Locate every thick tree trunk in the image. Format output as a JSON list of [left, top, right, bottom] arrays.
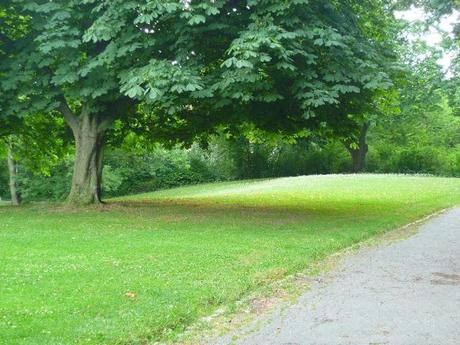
[[7, 146, 21, 206], [58, 98, 117, 205], [346, 121, 370, 173], [67, 114, 106, 205]]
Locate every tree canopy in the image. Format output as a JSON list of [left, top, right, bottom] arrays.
[[0, 0, 403, 204]]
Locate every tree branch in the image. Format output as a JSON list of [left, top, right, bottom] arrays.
[[57, 95, 79, 133]]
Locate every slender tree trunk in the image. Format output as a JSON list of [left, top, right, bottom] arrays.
[[96, 133, 105, 200], [7, 145, 21, 206], [346, 121, 370, 173]]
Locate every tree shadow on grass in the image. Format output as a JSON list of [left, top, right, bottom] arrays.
[[106, 197, 408, 226]]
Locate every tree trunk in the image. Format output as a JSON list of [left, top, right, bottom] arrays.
[[346, 121, 370, 173], [349, 148, 367, 173], [7, 146, 21, 206], [58, 98, 114, 205], [66, 113, 107, 205]]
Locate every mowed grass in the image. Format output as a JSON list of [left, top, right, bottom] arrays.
[[1, 174, 460, 345]]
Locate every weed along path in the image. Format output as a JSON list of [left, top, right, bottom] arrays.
[[212, 208, 460, 345]]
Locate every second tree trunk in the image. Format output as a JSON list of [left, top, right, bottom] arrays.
[[347, 122, 370, 173], [7, 145, 21, 206]]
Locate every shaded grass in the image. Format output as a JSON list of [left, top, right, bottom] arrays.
[[1, 174, 460, 345]]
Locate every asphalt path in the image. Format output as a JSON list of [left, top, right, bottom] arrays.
[[213, 208, 460, 345]]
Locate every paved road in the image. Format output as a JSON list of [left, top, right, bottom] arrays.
[[214, 208, 460, 345]]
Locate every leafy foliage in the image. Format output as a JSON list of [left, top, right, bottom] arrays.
[[0, 0, 398, 203], [1, 0, 456, 204], [114, 1, 398, 148]]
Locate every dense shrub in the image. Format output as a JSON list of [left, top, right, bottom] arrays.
[[367, 144, 460, 177], [11, 145, 225, 201], [0, 161, 9, 200], [212, 138, 351, 179], [447, 145, 460, 176], [2, 132, 459, 202], [16, 158, 73, 201], [102, 146, 220, 197]]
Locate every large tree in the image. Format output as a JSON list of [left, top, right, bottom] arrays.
[[1, 0, 395, 204], [0, 1, 232, 204]]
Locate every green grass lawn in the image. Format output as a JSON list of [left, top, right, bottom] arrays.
[[1, 174, 460, 345]]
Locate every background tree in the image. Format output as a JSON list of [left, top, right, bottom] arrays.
[[0, 119, 21, 205], [0, 114, 69, 204], [367, 39, 460, 175], [338, 0, 402, 173]]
